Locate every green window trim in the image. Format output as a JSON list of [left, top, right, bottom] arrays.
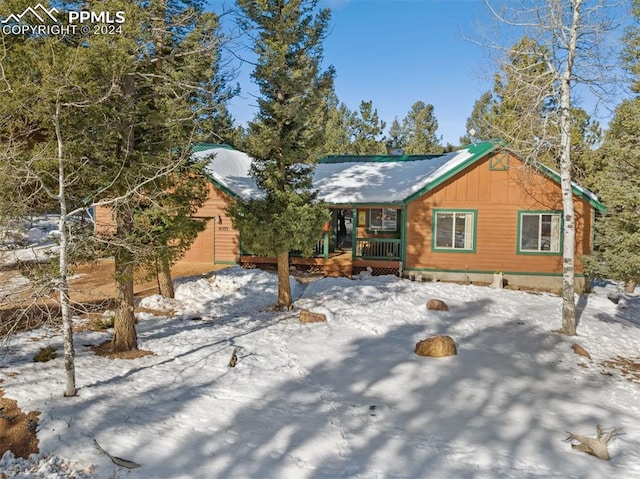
[[366, 207, 400, 233], [431, 209, 478, 253], [517, 210, 563, 255]]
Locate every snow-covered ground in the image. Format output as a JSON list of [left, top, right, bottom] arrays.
[[0, 216, 59, 267], [1, 266, 639, 478]]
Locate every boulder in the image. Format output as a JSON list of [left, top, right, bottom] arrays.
[[427, 299, 449, 311], [299, 310, 327, 324], [415, 335, 457, 357]]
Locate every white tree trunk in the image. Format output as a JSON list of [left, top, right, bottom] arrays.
[[55, 102, 77, 397], [559, 0, 583, 336]]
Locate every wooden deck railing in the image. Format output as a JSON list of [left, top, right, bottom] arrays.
[[354, 238, 401, 260], [291, 236, 327, 258]]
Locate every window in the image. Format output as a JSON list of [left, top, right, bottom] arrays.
[[433, 210, 476, 251], [518, 212, 561, 253], [369, 208, 398, 232]]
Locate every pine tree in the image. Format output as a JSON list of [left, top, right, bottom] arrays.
[[0, 0, 137, 393], [464, 36, 602, 171], [584, 99, 640, 291], [461, 91, 494, 145], [584, 1, 640, 291], [320, 91, 355, 155], [229, 0, 334, 309], [387, 117, 407, 151], [82, 0, 234, 352], [0, 0, 234, 355], [401, 101, 442, 154], [133, 159, 211, 299], [351, 100, 386, 154]]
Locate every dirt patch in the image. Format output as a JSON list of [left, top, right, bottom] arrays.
[[0, 381, 40, 460], [71, 259, 225, 303], [601, 356, 640, 384], [90, 340, 156, 360], [0, 260, 224, 336]]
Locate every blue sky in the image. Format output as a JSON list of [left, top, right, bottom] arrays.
[[212, 0, 627, 147], [213, 0, 492, 146], [317, 0, 490, 145]]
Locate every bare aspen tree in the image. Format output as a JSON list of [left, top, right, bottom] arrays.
[[482, 0, 622, 335]]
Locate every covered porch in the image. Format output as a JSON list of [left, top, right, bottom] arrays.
[[240, 206, 404, 277]]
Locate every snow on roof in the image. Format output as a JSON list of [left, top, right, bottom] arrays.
[[194, 146, 258, 200], [194, 142, 604, 210], [312, 149, 473, 204], [195, 145, 480, 204]]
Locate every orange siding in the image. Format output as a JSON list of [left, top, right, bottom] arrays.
[[186, 183, 239, 264], [181, 219, 215, 263], [94, 205, 115, 235], [406, 153, 593, 275], [93, 183, 240, 264]]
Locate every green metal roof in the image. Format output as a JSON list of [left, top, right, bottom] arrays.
[[191, 143, 235, 152], [319, 153, 443, 164]]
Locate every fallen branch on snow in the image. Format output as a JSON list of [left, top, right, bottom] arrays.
[[93, 438, 142, 469], [563, 424, 623, 460]]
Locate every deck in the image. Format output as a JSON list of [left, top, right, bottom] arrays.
[[240, 252, 400, 278]]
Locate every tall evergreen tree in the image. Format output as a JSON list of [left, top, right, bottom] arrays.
[[229, 0, 334, 309], [351, 100, 386, 154], [464, 36, 602, 171], [319, 91, 354, 155], [401, 101, 442, 154], [584, 1, 640, 292], [91, 0, 233, 352], [584, 99, 640, 291], [0, 0, 234, 357], [387, 117, 407, 150], [461, 91, 493, 145]]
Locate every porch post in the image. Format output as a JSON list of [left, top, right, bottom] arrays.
[[323, 231, 329, 259], [352, 207, 358, 258]]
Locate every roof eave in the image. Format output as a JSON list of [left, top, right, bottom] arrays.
[[534, 163, 607, 212]]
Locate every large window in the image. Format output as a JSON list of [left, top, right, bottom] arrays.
[[518, 212, 561, 254], [433, 210, 476, 251], [369, 208, 398, 232]]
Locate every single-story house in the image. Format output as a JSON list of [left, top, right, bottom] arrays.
[[100, 141, 606, 292], [178, 140, 605, 291]]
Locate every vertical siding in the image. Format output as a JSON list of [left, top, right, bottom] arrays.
[[94, 206, 115, 235], [181, 219, 215, 263], [187, 183, 239, 264], [406, 153, 594, 275], [94, 183, 240, 264]]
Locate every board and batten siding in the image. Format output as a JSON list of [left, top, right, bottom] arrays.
[[405, 152, 593, 275], [181, 183, 239, 264], [94, 204, 115, 236]]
